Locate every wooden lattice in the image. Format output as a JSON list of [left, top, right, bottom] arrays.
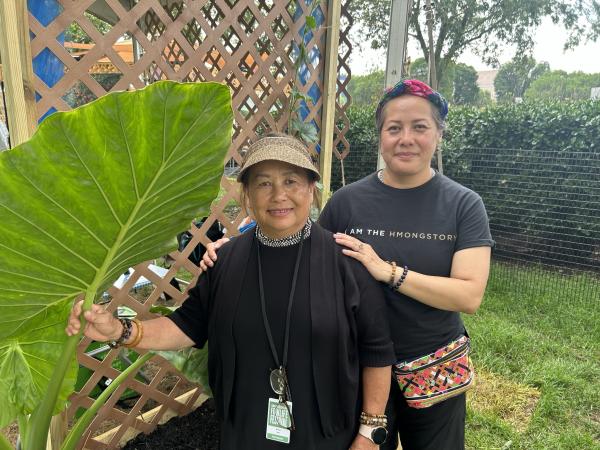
[[24, 0, 352, 448]]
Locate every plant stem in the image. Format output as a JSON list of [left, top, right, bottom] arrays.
[[24, 334, 80, 450], [0, 433, 13, 450], [25, 288, 96, 450], [60, 352, 153, 450]]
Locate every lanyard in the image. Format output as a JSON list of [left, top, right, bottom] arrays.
[[256, 227, 305, 373]]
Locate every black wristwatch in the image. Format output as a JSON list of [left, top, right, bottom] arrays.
[[359, 424, 388, 445]]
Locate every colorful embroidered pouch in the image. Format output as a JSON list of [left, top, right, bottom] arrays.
[[393, 335, 474, 409]]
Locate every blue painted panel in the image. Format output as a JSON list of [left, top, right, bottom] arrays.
[[28, 0, 65, 121]]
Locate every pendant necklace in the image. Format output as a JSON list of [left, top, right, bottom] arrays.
[[257, 227, 305, 432]]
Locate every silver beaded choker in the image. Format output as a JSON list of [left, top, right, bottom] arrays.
[[255, 220, 312, 247]]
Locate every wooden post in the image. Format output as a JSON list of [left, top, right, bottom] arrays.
[[424, 0, 443, 173], [318, 0, 342, 206], [0, 0, 37, 147], [377, 0, 412, 170], [425, 0, 437, 90]]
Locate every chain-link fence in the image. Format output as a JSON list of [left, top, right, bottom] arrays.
[[445, 146, 599, 307], [331, 144, 600, 306], [331, 143, 378, 191]]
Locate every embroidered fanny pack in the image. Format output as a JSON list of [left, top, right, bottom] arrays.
[[393, 335, 474, 409]]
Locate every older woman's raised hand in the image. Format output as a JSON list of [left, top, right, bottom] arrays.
[[333, 233, 391, 284], [65, 300, 122, 342]]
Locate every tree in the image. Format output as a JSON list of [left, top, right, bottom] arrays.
[[348, 0, 600, 88], [524, 70, 600, 100], [408, 58, 484, 106], [347, 70, 385, 107], [494, 56, 550, 102], [452, 63, 481, 105], [64, 12, 112, 43], [347, 62, 484, 107]]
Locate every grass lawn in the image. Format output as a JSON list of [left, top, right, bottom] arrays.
[[464, 262, 600, 449]]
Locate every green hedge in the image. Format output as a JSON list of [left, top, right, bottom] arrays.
[[341, 101, 600, 267], [331, 105, 378, 190]]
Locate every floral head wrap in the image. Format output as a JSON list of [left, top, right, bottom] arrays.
[[375, 79, 448, 131]]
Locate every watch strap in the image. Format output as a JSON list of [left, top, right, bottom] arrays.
[[359, 423, 387, 444]]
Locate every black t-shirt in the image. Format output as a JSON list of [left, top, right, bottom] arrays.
[[319, 172, 494, 361]]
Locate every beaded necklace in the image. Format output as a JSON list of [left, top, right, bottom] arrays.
[[255, 219, 312, 247]]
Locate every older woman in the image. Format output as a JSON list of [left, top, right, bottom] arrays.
[[67, 134, 395, 450], [320, 80, 495, 449]]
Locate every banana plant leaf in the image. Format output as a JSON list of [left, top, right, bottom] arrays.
[[0, 81, 233, 428]]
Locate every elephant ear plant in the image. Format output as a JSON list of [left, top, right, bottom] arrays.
[[0, 81, 233, 450]]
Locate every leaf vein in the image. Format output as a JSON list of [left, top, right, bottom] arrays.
[[0, 203, 99, 271], [60, 119, 124, 227], [118, 93, 140, 200], [0, 243, 88, 288], [11, 164, 110, 250], [0, 268, 82, 290]]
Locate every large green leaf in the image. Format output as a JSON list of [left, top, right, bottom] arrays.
[[0, 81, 232, 426], [155, 347, 212, 397]]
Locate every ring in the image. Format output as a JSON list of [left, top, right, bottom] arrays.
[[358, 243, 364, 251]]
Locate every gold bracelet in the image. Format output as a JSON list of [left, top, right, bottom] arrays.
[[360, 411, 388, 426], [123, 318, 143, 348], [387, 261, 397, 287]]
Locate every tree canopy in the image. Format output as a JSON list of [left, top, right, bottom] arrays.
[[524, 70, 600, 100], [347, 70, 385, 107], [494, 56, 550, 102], [347, 61, 487, 107], [348, 0, 600, 87], [64, 12, 112, 43], [407, 58, 489, 105]]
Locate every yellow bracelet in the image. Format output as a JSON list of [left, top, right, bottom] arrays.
[[123, 318, 143, 348]]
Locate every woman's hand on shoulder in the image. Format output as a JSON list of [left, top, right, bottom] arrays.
[[199, 237, 230, 272], [333, 233, 389, 283]]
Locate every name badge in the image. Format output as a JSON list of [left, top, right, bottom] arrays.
[[266, 397, 293, 444]]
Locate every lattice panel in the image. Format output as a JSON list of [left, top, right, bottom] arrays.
[[24, 1, 351, 447], [335, 0, 352, 160]]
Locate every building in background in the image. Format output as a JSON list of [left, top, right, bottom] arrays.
[[477, 69, 498, 100]]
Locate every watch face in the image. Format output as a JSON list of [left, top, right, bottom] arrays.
[[371, 427, 388, 445]]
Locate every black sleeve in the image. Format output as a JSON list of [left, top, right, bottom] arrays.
[[167, 271, 212, 348], [346, 259, 396, 367], [455, 193, 495, 252], [318, 191, 348, 233]]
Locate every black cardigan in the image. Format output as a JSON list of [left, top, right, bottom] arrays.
[[168, 223, 395, 437]]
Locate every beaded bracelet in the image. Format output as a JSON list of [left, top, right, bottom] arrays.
[[108, 318, 133, 348], [393, 265, 409, 291], [124, 319, 143, 348], [387, 261, 397, 287], [360, 411, 388, 426]]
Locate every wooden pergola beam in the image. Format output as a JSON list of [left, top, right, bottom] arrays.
[[0, 0, 37, 147], [319, 0, 342, 206]]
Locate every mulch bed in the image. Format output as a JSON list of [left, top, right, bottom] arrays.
[[123, 398, 220, 450]]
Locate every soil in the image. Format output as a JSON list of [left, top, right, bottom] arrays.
[[1, 422, 18, 447], [123, 398, 220, 450]]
